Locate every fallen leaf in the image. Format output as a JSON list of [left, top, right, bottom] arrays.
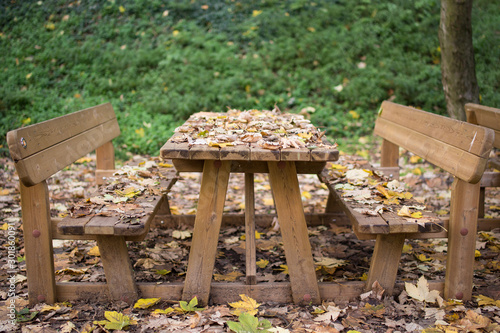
[[405, 276, 441, 303], [94, 311, 137, 330], [134, 298, 161, 309], [229, 294, 261, 316]]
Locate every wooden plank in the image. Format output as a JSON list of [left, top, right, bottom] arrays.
[[96, 235, 138, 304], [189, 144, 220, 160], [58, 215, 93, 235], [220, 145, 250, 161], [244, 173, 257, 285], [380, 101, 494, 158], [380, 139, 399, 169], [268, 161, 321, 304], [6, 103, 116, 161], [20, 181, 57, 305], [310, 139, 340, 162], [281, 147, 311, 161], [172, 159, 326, 174], [84, 216, 116, 235], [365, 233, 406, 295], [182, 160, 231, 305], [160, 140, 190, 160], [13, 119, 121, 186], [95, 141, 115, 185], [445, 179, 480, 301], [55, 281, 445, 304], [249, 143, 280, 161], [481, 172, 500, 187], [465, 103, 500, 148], [374, 117, 490, 184]]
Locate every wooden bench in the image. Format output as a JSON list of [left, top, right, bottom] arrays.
[[319, 101, 495, 300], [465, 103, 500, 230], [6, 103, 177, 305]]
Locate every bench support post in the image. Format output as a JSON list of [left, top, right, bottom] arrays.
[[365, 233, 406, 295], [445, 179, 480, 300], [20, 181, 57, 305], [95, 141, 115, 185], [96, 235, 138, 304]]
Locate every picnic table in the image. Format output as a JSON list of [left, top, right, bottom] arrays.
[[160, 108, 339, 305]]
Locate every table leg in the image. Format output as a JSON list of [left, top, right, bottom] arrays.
[[268, 161, 321, 304], [182, 160, 231, 305], [245, 173, 257, 285]]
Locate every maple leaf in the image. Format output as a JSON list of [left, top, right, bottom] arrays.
[[94, 311, 137, 330], [134, 298, 161, 309], [227, 312, 272, 333], [229, 294, 261, 316], [405, 276, 441, 303], [153, 308, 175, 315], [172, 230, 192, 239]]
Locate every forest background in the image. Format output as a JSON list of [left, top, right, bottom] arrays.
[[0, 0, 499, 159]]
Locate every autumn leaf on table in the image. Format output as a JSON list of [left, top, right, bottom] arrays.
[[134, 298, 161, 309], [94, 311, 137, 330], [405, 276, 442, 304], [229, 294, 261, 316]]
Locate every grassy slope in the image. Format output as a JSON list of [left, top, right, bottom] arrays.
[[0, 0, 498, 159]]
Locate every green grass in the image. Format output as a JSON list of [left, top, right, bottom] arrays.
[[1, 0, 499, 159]]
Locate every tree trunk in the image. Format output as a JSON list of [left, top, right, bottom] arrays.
[[438, 0, 479, 120]]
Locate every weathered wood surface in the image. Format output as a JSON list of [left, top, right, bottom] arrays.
[[7, 103, 120, 186], [54, 281, 445, 304], [162, 136, 338, 162], [375, 101, 494, 184], [465, 103, 500, 148], [245, 173, 257, 285]]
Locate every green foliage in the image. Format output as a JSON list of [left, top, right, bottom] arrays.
[[227, 312, 273, 333], [15, 307, 38, 323], [1, 0, 498, 157], [178, 296, 205, 313]]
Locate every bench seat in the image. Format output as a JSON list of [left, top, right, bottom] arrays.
[[59, 160, 178, 238]]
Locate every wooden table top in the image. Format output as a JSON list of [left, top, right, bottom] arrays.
[[160, 109, 339, 162]]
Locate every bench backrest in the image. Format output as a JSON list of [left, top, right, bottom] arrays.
[[7, 103, 120, 187], [374, 101, 494, 184], [465, 103, 500, 149]]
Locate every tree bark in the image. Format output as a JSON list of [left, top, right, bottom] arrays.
[[438, 0, 479, 120]]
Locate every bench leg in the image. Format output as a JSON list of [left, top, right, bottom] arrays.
[[445, 179, 480, 300], [96, 235, 138, 304], [182, 160, 231, 305], [20, 181, 57, 305], [365, 233, 406, 295], [268, 161, 321, 305]]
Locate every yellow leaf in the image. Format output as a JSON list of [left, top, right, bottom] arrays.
[[153, 307, 175, 315], [119, 6, 126, 13], [416, 253, 432, 262], [256, 259, 269, 268], [476, 295, 500, 307], [135, 127, 145, 138], [252, 10, 262, 17], [263, 197, 274, 206], [298, 132, 313, 140], [94, 311, 137, 330], [170, 206, 180, 215], [307, 27, 316, 32], [409, 155, 422, 164], [75, 156, 92, 164], [158, 162, 173, 168], [348, 110, 360, 119], [475, 250, 481, 258], [229, 294, 261, 316], [397, 206, 412, 217], [87, 246, 100, 257], [412, 168, 422, 175], [74, 93, 82, 99], [45, 22, 55, 30], [40, 304, 61, 313], [301, 191, 312, 200], [402, 244, 413, 253], [134, 298, 161, 309], [201, 5, 209, 10], [410, 211, 423, 219], [21, 117, 31, 125], [360, 273, 368, 281], [155, 269, 170, 275], [329, 163, 347, 170], [1, 223, 9, 230], [115, 186, 142, 198], [277, 264, 289, 275], [405, 276, 441, 303], [213, 271, 244, 282], [172, 230, 192, 239]]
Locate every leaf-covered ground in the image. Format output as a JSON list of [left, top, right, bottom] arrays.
[[1, 147, 499, 332]]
